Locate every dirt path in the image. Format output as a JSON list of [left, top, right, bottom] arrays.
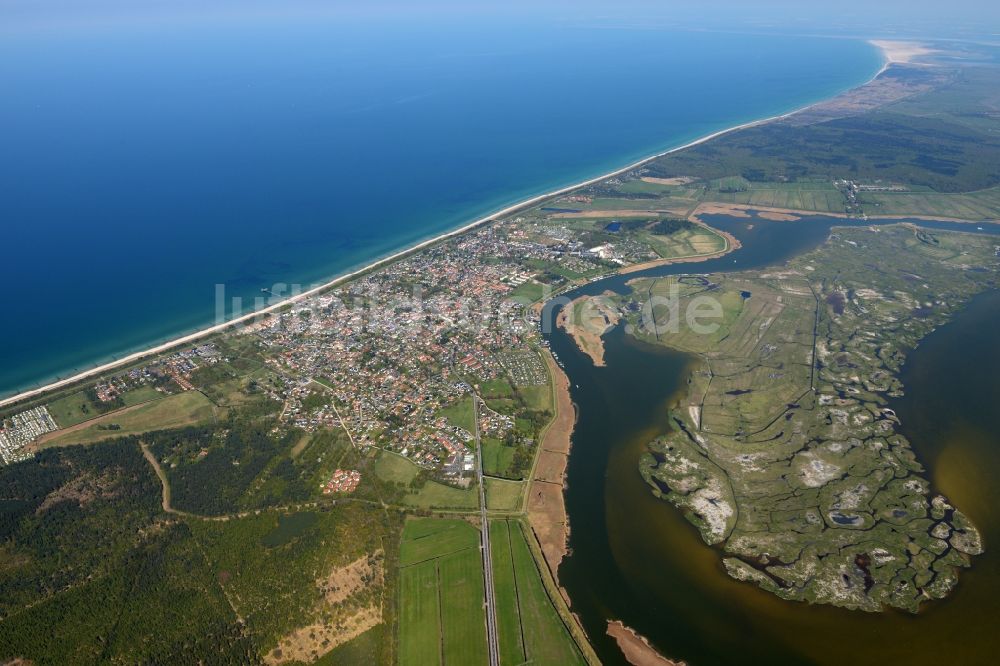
[[140, 442, 182, 515]]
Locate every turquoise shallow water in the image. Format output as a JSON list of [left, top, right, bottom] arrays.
[[0, 15, 881, 396]]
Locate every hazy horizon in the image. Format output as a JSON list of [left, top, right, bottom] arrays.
[[3, 0, 999, 40]]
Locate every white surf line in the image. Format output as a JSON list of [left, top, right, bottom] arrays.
[[0, 51, 889, 410]]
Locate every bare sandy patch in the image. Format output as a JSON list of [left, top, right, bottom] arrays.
[[290, 433, 311, 459], [692, 202, 845, 222], [870, 40, 935, 64], [641, 176, 696, 186], [318, 551, 383, 605], [265, 551, 385, 664], [607, 621, 686, 666], [557, 293, 620, 367], [35, 471, 117, 514], [552, 209, 675, 219], [757, 210, 801, 221], [265, 606, 381, 665], [690, 203, 753, 219], [0, 543, 31, 574]]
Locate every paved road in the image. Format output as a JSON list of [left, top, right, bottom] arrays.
[[474, 395, 501, 666]]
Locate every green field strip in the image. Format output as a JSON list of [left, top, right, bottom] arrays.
[[399, 559, 443, 666], [490, 520, 527, 665], [438, 548, 490, 665], [510, 521, 585, 665]]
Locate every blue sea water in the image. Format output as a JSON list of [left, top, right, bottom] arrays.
[[0, 15, 881, 397]]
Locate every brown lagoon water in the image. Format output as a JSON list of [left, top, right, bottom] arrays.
[[546, 214, 1000, 665]]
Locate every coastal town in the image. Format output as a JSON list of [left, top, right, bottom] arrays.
[[0, 202, 718, 485]]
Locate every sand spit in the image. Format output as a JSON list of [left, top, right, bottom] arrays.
[[607, 621, 686, 666], [870, 39, 936, 65]]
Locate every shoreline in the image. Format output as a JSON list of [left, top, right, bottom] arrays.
[[527, 350, 576, 575], [618, 221, 743, 274], [0, 44, 889, 410], [606, 622, 685, 666]]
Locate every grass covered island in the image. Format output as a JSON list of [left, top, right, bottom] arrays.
[[566, 223, 995, 612]]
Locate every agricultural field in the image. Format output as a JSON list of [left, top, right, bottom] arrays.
[[400, 478, 479, 511], [489, 520, 585, 666], [397, 518, 488, 666], [45, 390, 111, 427], [484, 477, 525, 512], [480, 377, 515, 398], [365, 447, 480, 510], [616, 225, 999, 611], [191, 361, 272, 408], [482, 436, 516, 477], [438, 396, 476, 433], [859, 184, 1000, 220], [372, 449, 423, 485], [509, 279, 547, 304], [637, 223, 729, 259], [46, 384, 163, 428], [706, 180, 847, 213], [519, 383, 551, 412], [40, 391, 218, 447]]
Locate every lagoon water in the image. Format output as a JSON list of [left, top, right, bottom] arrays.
[[547, 215, 1000, 665], [0, 15, 881, 396]]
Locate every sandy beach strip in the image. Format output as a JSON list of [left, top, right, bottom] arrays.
[[0, 44, 896, 411]]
